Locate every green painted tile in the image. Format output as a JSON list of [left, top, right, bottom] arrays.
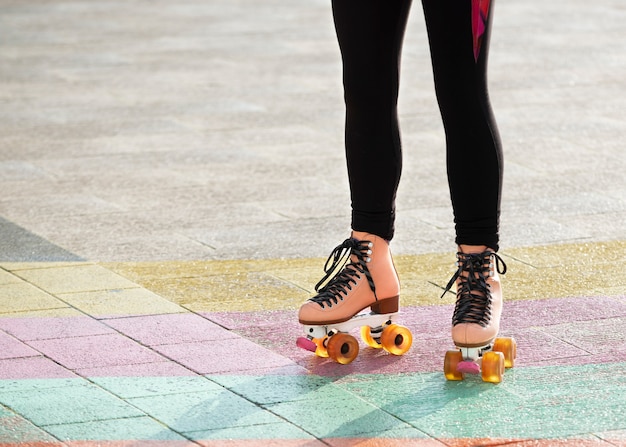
[[0, 377, 86, 393], [265, 387, 411, 438], [336, 364, 626, 440], [43, 416, 188, 441], [0, 381, 143, 426], [91, 376, 224, 399], [128, 390, 283, 434], [209, 374, 334, 405]]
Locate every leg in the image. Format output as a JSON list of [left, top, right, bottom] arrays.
[[332, 0, 412, 241], [424, 1, 507, 358], [422, 0, 503, 251], [298, 1, 412, 330]]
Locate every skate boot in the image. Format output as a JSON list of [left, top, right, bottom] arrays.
[[442, 249, 517, 383], [296, 231, 412, 364]]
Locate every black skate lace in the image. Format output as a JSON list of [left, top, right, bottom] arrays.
[[309, 238, 376, 309], [441, 251, 507, 327]]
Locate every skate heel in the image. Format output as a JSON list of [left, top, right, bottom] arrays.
[[371, 296, 399, 314]]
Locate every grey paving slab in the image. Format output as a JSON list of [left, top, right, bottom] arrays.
[[0, 0, 623, 262]]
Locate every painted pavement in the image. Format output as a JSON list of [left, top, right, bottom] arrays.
[[1, 241, 625, 446]]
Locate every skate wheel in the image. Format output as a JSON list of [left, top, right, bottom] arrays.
[[313, 337, 329, 358], [360, 326, 382, 349], [380, 324, 412, 356], [444, 350, 464, 381], [493, 337, 517, 368], [481, 351, 505, 383], [327, 333, 359, 364]]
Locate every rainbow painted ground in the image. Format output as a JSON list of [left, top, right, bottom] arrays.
[[1, 241, 625, 446]]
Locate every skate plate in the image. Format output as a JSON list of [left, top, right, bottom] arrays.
[[301, 311, 397, 340], [444, 337, 517, 383], [297, 311, 412, 364]]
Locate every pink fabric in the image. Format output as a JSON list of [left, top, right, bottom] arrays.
[[471, 0, 491, 61]]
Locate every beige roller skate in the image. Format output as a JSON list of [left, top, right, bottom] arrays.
[[442, 249, 517, 383], [296, 231, 412, 364]]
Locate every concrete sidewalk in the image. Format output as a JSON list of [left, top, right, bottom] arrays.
[[1, 0, 625, 445]]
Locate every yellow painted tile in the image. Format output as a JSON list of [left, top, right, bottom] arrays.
[[0, 261, 91, 271], [100, 240, 625, 313], [0, 307, 85, 319], [0, 268, 21, 285], [502, 240, 626, 268], [141, 272, 310, 313], [0, 282, 68, 314], [13, 264, 139, 294], [58, 287, 186, 318]]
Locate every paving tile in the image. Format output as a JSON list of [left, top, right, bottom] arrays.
[[0, 282, 67, 314], [0, 382, 144, 426], [90, 376, 223, 399], [152, 337, 296, 374], [104, 313, 231, 346], [12, 264, 139, 294], [58, 287, 185, 318], [265, 387, 413, 439], [187, 422, 315, 443], [209, 375, 335, 405], [339, 364, 626, 440], [0, 269, 21, 286], [0, 315, 114, 341], [128, 390, 283, 434], [511, 328, 590, 367], [0, 378, 84, 393], [0, 330, 39, 359], [0, 357, 77, 381], [76, 361, 197, 379], [0, 412, 59, 443], [326, 440, 448, 447], [539, 317, 626, 357], [503, 296, 626, 330], [27, 333, 167, 370], [43, 416, 188, 441]]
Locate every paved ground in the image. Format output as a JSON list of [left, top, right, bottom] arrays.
[[1, 0, 625, 445]]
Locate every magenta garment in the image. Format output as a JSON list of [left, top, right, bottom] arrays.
[[472, 0, 491, 61]]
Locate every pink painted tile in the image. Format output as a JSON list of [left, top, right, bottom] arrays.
[[539, 317, 626, 357], [0, 330, 39, 359], [27, 333, 166, 370], [203, 309, 298, 330], [0, 316, 114, 341], [105, 313, 233, 346], [153, 337, 297, 374], [0, 356, 77, 380], [77, 361, 199, 378], [504, 296, 626, 330], [511, 328, 590, 367]]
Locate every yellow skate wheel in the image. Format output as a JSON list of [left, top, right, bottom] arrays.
[[313, 337, 329, 358], [481, 351, 505, 383], [444, 350, 464, 381], [493, 337, 517, 368], [327, 333, 359, 364], [380, 324, 412, 356], [360, 326, 383, 349]]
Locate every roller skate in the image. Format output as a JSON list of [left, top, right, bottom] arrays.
[[296, 232, 412, 364], [442, 249, 517, 383]]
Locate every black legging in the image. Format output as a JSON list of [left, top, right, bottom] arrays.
[[333, 0, 503, 251]]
